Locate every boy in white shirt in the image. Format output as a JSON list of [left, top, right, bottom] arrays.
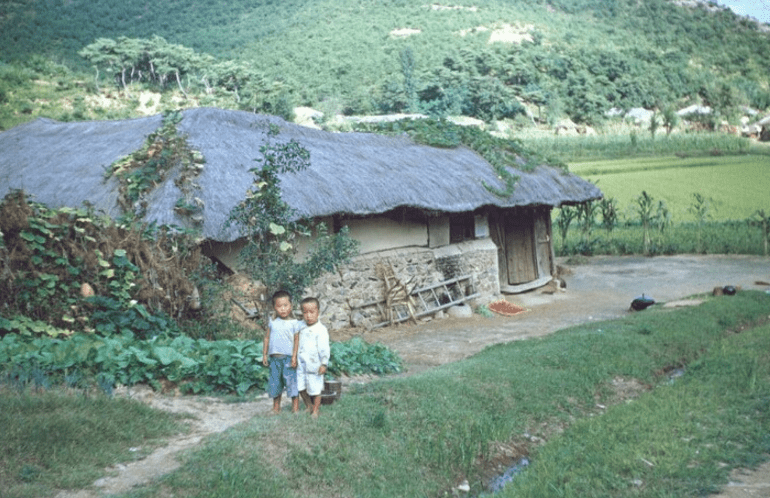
[[297, 297, 330, 418]]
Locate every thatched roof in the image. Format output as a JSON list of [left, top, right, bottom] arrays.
[[0, 114, 163, 217], [0, 107, 601, 242]]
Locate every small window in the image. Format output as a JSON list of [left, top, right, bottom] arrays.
[[449, 213, 475, 243]]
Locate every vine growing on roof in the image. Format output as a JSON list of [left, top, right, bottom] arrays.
[[351, 118, 565, 198], [105, 111, 205, 226]]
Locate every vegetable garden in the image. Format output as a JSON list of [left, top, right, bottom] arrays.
[[0, 191, 400, 398]]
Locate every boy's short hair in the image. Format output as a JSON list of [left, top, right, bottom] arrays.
[[272, 290, 292, 305], [300, 296, 320, 310]]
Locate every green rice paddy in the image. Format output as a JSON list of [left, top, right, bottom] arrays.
[[569, 154, 769, 221]]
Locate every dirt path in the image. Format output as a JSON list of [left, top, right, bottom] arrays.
[[56, 255, 770, 497], [54, 388, 276, 498]]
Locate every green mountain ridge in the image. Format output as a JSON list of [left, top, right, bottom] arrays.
[[1, 0, 769, 126]]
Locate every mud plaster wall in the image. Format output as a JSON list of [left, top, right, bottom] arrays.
[[308, 238, 500, 330]]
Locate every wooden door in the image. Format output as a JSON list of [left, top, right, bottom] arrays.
[[505, 211, 537, 285]]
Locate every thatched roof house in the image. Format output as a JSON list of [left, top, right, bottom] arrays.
[[0, 108, 599, 239], [1, 107, 601, 327]]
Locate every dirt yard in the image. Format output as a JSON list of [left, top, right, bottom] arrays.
[[346, 254, 770, 371], [55, 255, 770, 498]]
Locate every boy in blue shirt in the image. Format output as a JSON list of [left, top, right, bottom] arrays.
[[262, 290, 302, 414]]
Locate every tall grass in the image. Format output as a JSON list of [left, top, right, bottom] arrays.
[[555, 220, 767, 256], [119, 291, 770, 497], [520, 131, 756, 163]]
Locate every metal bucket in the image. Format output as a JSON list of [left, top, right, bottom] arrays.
[[321, 379, 342, 405]]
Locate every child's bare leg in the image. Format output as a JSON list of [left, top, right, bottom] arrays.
[[299, 390, 313, 411], [311, 394, 322, 418], [272, 394, 282, 414], [291, 396, 299, 413]]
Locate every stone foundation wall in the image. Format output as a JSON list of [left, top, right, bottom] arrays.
[[308, 238, 500, 330]]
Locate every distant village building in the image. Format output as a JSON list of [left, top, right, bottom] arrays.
[[0, 108, 602, 329]]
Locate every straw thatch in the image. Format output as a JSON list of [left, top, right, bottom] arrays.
[[0, 114, 163, 218], [1, 107, 601, 242]]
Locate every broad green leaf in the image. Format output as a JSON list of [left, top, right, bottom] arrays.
[[153, 346, 181, 365], [269, 222, 286, 235]]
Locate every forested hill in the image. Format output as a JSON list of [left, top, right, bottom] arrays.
[[1, 0, 769, 126]]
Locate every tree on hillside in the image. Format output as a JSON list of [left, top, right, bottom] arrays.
[[662, 106, 679, 136], [79, 36, 203, 96], [79, 36, 295, 119], [649, 111, 659, 139], [400, 47, 418, 113], [564, 70, 609, 124], [209, 61, 295, 120]]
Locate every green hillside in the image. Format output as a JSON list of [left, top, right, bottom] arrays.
[[1, 0, 769, 128]]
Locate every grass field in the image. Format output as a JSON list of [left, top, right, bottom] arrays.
[[569, 153, 769, 222], [121, 292, 770, 497], [5, 292, 768, 497]]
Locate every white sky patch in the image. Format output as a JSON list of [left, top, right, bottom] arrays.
[[712, 0, 770, 24]]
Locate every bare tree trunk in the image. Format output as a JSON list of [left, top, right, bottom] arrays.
[[121, 68, 131, 98], [176, 71, 188, 99], [201, 76, 212, 94]]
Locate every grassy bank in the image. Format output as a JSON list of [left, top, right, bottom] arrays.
[[0, 392, 188, 498], [509, 320, 770, 496], [115, 291, 768, 497]]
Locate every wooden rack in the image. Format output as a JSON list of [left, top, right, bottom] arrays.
[[356, 274, 480, 329]]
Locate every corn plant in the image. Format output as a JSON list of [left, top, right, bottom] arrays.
[[748, 209, 769, 256], [688, 192, 716, 253], [633, 191, 671, 255], [575, 200, 599, 254], [599, 197, 618, 232], [555, 205, 578, 254], [634, 191, 655, 255]]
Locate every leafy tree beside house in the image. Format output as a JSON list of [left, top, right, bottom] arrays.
[[227, 125, 358, 310]]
